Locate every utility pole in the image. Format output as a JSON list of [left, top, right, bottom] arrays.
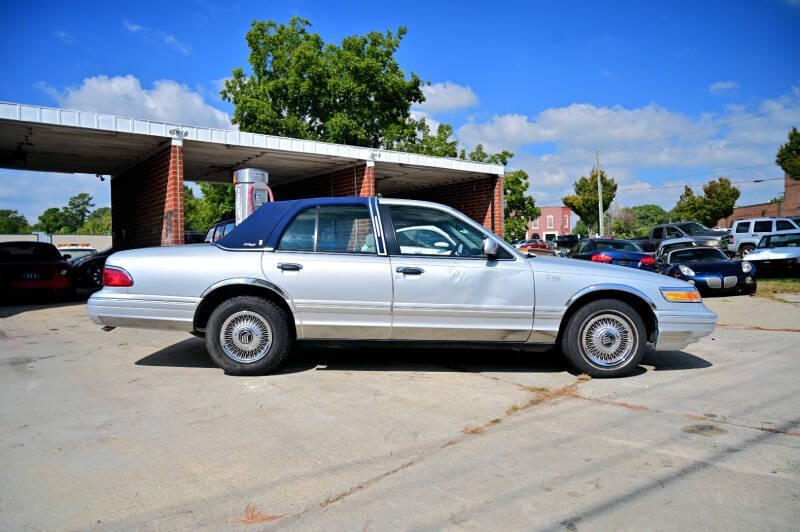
[[596, 149, 604, 236]]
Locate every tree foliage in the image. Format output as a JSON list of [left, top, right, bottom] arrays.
[[222, 17, 424, 148], [77, 207, 111, 235], [0, 209, 30, 233], [611, 204, 670, 239], [562, 168, 617, 235], [672, 178, 740, 227], [32, 193, 108, 234], [776, 126, 800, 179], [387, 121, 459, 158], [503, 170, 540, 241]]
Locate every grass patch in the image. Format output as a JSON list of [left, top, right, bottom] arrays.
[[756, 277, 800, 301], [462, 425, 486, 435]]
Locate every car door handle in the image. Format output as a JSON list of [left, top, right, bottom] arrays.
[[277, 263, 303, 271], [396, 266, 424, 275]]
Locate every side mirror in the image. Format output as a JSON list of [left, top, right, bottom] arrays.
[[483, 237, 499, 259]]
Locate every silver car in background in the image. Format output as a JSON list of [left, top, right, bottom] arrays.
[[744, 231, 800, 276], [88, 197, 717, 377]]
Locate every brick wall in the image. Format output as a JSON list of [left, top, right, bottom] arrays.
[[111, 145, 184, 249], [717, 172, 800, 227], [387, 176, 504, 237], [271, 163, 375, 199]]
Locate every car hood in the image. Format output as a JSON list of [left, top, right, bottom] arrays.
[[745, 248, 800, 260], [529, 255, 670, 283]]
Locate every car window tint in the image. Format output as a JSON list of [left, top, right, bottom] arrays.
[[316, 205, 375, 254], [753, 221, 772, 232], [734, 222, 749, 233], [389, 205, 488, 257], [776, 220, 794, 231], [278, 207, 317, 251], [761, 233, 800, 248], [0, 243, 62, 262], [204, 227, 215, 242], [666, 227, 682, 238], [223, 223, 235, 236], [652, 227, 664, 239]]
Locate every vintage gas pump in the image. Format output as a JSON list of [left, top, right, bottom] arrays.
[[233, 168, 273, 225]]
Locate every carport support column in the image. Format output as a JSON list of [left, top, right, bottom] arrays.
[[361, 161, 376, 197], [161, 141, 184, 246]]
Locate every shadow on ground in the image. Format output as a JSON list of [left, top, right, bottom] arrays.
[[0, 289, 94, 318], [136, 337, 712, 376]]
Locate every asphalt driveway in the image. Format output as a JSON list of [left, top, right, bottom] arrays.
[[1, 295, 799, 530]]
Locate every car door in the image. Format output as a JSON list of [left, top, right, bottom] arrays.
[[261, 203, 393, 340], [383, 202, 534, 342]]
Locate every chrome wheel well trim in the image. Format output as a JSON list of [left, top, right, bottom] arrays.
[[200, 277, 291, 301], [564, 284, 657, 310]]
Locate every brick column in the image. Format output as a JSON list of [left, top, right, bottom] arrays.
[[111, 144, 184, 250], [161, 145, 184, 246]]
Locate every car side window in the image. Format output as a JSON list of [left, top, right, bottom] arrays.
[[204, 227, 215, 242], [278, 205, 376, 254], [734, 222, 749, 233], [753, 221, 772, 233], [223, 222, 235, 237], [278, 208, 317, 251], [388, 205, 499, 258], [652, 227, 664, 239], [666, 227, 682, 238], [776, 220, 794, 231]]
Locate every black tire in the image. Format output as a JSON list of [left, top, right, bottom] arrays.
[[561, 299, 646, 378], [205, 296, 292, 376], [739, 244, 755, 257]]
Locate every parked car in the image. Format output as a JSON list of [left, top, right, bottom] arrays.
[[204, 218, 235, 243], [655, 238, 698, 272], [723, 217, 799, 257], [553, 234, 579, 250], [513, 238, 540, 249], [744, 231, 800, 276], [88, 197, 717, 378], [518, 239, 548, 252], [633, 222, 728, 253], [661, 247, 756, 295], [57, 244, 97, 261], [569, 238, 656, 271], [0, 241, 74, 299]]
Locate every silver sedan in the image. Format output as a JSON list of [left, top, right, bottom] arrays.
[[88, 197, 717, 377]]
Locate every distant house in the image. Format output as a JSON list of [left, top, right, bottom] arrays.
[[528, 205, 572, 240], [717, 172, 800, 227]]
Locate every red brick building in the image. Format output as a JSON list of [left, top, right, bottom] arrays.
[[527, 205, 572, 240], [717, 172, 800, 227]]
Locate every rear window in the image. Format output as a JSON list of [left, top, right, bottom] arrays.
[[0, 243, 62, 263], [753, 221, 772, 233], [594, 240, 643, 252]]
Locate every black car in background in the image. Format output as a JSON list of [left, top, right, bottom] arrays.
[[661, 247, 756, 295], [553, 234, 579, 250], [0, 241, 74, 299]]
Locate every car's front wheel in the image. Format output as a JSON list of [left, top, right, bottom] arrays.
[[561, 299, 646, 377], [205, 296, 292, 375]]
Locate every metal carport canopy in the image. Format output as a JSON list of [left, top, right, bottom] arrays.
[[0, 101, 503, 194]]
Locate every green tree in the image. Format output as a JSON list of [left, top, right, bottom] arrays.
[[573, 219, 590, 238], [61, 193, 95, 231], [612, 204, 670, 238], [35, 207, 69, 234], [562, 168, 617, 235], [222, 17, 424, 148], [387, 120, 459, 158], [468, 143, 514, 166], [77, 207, 111, 235], [672, 178, 740, 227], [776, 126, 800, 179], [0, 209, 30, 233], [503, 170, 540, 242]]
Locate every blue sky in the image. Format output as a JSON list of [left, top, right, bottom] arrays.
[[1, 0, 799, 223]]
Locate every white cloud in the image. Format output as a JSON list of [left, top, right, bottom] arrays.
[[39, 74, 233, 129], [709, 80, 738, 94], [123, 19, 144, 32], [486, 86, 800, 211], [164, 34, 192, 55], [416, 82, 478, 113]]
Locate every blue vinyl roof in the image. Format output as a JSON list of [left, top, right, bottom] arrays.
[[216, 197, 371, 250]]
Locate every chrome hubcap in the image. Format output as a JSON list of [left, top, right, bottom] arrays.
[[220, 311, 272, 364], [580, 313, 636, 367]]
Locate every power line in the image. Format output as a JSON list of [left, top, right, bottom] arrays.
[[618, 176, 786, 192]]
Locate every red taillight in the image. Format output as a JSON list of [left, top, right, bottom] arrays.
[[103, 267, 133, 287], [591, 253, 612, 263], [640, 256, 655, 266]]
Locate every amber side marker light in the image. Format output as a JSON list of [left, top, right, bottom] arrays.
[[660, 288, 702, 303]]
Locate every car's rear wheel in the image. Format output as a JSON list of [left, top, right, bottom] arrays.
[[739, 244, 755, 257], [86, 262, 103, 288], [561, 299, 646, 377], [205, 296, 292, 375]]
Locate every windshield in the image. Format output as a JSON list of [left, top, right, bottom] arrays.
[[669, 248, 727, 262], [594, 240, 643, 252], [0, 242, 62, 263], [758, 232, 800, 249], [676, 222, 709, 235]]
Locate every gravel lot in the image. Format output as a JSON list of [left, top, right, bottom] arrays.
[[1, 294, 799, 530]]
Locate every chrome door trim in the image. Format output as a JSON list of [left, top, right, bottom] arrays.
[[564, 283, 657, 310]]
